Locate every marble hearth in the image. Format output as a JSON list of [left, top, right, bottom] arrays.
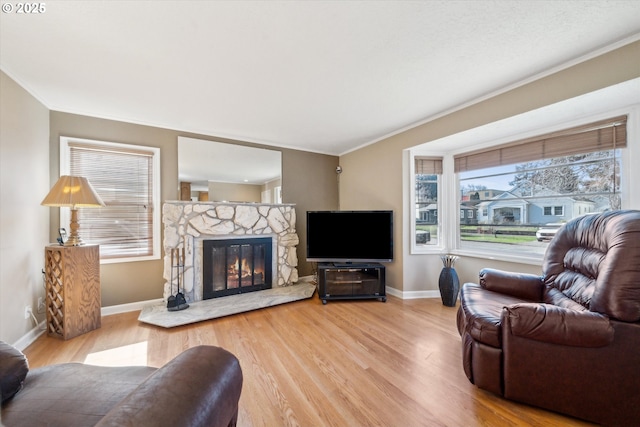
[[138, 277, 316, 328], [161, 201, 300, 303]]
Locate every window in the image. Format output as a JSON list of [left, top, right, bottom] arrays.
[[544, 206, 564, 216], [61, 137, 161, 262], [455, 116, 626, 257], [414, 157, 442, 248]]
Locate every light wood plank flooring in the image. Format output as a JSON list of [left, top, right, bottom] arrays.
[[24, 296, 594, 427]]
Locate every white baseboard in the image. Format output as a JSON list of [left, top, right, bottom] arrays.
[[12, 299, 163, 350], [101, 298, 164, 316], [14, 322, 46, 351], [386, 286, 440, 300]]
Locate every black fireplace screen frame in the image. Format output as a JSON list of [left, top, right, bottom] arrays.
[[202, 237, 273, 299]]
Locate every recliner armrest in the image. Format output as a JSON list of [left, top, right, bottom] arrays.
[[479, 268, 543, 301], [96, 346, 243, 427], [503, 303, 614, 347]]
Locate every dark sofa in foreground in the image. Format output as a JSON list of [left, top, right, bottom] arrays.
[[457, 210, 640, 426], [1, 343, 243, 427]]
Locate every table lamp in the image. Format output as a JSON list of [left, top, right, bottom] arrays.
[[41, 175, 105, 246]]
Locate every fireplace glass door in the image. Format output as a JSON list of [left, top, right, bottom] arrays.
[[203, 238, 272, 299]]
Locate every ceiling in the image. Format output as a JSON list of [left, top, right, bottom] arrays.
[[1, 1, 639, 156]]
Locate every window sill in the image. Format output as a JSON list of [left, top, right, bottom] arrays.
[[101, 254, 160, 264], [450, 249, 543, 266], [411, 245, 445, 255]]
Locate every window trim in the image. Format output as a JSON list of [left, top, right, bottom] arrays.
[[452, 149, 629, 264], [453, 124, 630, 262], [60, 136, 161, 264], [409, 152, 445, 254], [407, 97, 638, 264]]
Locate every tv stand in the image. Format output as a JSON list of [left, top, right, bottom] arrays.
[[330, 262, 373, 268], [317, 262, 386, 304]]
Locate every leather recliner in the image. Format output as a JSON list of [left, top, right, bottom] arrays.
[[457, 210, 640, 426], [1, 344, 243, 427]]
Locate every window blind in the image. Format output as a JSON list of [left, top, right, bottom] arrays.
[[69, 143, 154, 259], [415, 157, 443, 174], [454, 116, 627, 173]]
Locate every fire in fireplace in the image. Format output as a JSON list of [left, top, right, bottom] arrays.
[[202, 237, 272, 299]]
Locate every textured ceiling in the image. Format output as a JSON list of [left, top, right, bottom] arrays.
[[1, 1, 639, 155]]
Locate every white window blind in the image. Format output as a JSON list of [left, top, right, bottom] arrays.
[[68, 142, 155, 259]]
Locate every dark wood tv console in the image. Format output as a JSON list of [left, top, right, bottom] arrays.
[[317, 262, 386, 304]]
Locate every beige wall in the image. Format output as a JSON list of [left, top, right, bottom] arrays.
[[282, 148, 340, 276], [339, 40, 640, 293], [337, 140, 404, 288], [0, 71, 50, 344], [49, 112, 339, 306], [207, 181, 262, 202]]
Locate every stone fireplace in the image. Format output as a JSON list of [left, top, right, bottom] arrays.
[[162, 201, 299, 303]]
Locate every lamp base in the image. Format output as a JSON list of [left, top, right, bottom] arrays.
[[65, 208, 85, 246]]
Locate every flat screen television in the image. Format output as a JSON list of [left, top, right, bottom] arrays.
[[306, 210, 393, 264]]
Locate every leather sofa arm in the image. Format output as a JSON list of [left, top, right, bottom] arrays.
[[503, 303, 614, 347], [96, 346, 243, 427], [479, 268, 543, 301]]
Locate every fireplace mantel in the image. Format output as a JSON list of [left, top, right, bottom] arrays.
[[162, 201, 299, 302]]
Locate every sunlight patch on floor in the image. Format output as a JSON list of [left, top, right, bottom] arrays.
[[84, 341, 148, 366]]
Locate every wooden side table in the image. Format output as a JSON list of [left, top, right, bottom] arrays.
[[44, 244, 101, 340]]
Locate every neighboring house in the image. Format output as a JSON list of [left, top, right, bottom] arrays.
[[475, 191, 529, 223], [432, 187, 610, 225], [420, 203, 483, 225], [461, 189, 504, 202], [435, 187, 599, 225], [416, 203, 438, 223], [474, 188, 597, 225], [460, 205, 478, 225]]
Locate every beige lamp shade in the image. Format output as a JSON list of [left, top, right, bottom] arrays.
[[41, 175, 105, 208], [41, 175, 105, 246]]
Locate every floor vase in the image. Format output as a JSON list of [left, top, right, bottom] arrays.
[[439, 267, 460, 307]]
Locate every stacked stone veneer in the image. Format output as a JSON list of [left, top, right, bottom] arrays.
[[163, 201, 299, 303]]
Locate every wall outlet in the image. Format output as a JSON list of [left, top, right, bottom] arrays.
[[24, 305, 32, 319]]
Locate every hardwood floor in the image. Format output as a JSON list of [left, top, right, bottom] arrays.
[[24, 295, 594, 427]]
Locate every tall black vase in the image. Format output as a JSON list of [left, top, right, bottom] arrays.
[[438, 267, 460, 307]]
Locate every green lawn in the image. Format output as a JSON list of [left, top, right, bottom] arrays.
[[416, 225, 539, 244], [461, 234, 537, 244]]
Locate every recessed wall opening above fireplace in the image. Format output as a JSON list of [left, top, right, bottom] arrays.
[[203, 237, 272, 299]]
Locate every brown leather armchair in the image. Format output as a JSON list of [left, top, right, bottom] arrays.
[[457, 210, 640, 426], [1, 344, 243, 427]]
